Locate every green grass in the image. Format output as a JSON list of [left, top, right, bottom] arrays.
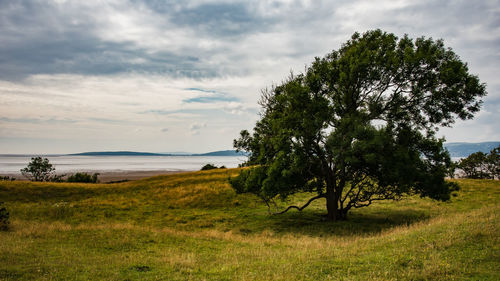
[[0, 169, 499, 280]]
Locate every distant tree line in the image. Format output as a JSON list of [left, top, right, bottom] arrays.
[[455, 145, 499, 179]]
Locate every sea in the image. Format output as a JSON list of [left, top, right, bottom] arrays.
[[0, 155, 247, 174], [0, 155, 464, 174]]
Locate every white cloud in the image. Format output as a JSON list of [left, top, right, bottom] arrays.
[[0, 73, 261, 153]]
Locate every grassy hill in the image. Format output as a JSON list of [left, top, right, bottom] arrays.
[[0, 169, 499, 280]]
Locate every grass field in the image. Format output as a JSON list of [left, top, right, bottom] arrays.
[[0, 168, 499, 280]]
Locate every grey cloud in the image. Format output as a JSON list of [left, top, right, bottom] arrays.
[[190, 123, 204, 130], [0, 1, 225, 80], [0, 34, 216, 80], [189, 122, 207, 135], [138, 1, 276, 37], [356, 0, 500, 45], [482, 89, 500, 117], [169, 3, 269, 37], [1, 0, 498, 154], [1, 0, 335, 81], [2, 0, 499, 81]]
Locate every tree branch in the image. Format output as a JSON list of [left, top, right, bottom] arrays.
[[341, 173, 368, 204], [273, 195, 325, 215]]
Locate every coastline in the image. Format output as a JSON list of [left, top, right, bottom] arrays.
[[0, 170, 192, 183]]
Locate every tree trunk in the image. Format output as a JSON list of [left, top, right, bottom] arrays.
[[325, 185, 347, 221]]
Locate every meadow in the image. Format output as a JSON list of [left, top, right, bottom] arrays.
[[0, 168, 499, 280]]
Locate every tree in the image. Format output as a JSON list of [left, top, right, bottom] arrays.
[[230, 30, 486, 221], [20, 157, 56, 182], [486, 146, 500, 179], [457, 152, 489, 179], [456, 145, 499, 179]]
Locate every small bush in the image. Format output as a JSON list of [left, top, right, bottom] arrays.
[[0, 202, 9, 231], [201, 164, 218, 171], [50, 174, 67, 182], [201, 164, 227, 170], [67, 172, 100, 183]]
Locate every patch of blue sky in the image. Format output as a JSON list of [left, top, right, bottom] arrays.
[[184, 88, 218, 93], [183, 87, 240, 103], [183, 95, 239, 103]]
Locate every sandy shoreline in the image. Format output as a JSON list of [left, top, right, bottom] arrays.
[[0, 170, 192, 183]]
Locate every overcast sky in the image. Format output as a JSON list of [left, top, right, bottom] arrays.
[[0, 0, 499, 154]]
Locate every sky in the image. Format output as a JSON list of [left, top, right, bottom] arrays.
[[0, 0, 499, 154]]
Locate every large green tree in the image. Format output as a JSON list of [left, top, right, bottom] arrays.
[[231, 30, 486, 221]]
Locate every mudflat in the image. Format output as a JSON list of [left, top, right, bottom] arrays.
[[0, 170, 190, 183]]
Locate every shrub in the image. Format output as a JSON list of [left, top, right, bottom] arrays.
[[200, 164, 227, 170], [50, 174, 67, 182], [201, 164, 218, 171], [67, 172, 100, 183], [0, 202, 9, 231]]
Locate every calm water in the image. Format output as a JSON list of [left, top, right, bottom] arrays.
[[0, 155, 462, 174], [0, 155, 246, 174]]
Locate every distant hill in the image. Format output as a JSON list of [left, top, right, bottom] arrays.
[[69, 150, 248, 157], [193, 150, 248, 156], [70, 151, 169, 156], [444, 142, 499, 158], [70, 144, 499, 158]]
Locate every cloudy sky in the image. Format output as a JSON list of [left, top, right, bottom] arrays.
[[0, 0, 499, 154]]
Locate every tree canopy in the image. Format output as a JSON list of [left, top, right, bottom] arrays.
[[230, 30, 486, 221], [20, 157, 56, 182], [456, 145, 499, 179]]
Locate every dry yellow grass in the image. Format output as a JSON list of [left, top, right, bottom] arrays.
[[0, 170, 499, 280]]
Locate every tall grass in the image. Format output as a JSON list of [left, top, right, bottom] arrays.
[[0, 169, 499, 280]]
